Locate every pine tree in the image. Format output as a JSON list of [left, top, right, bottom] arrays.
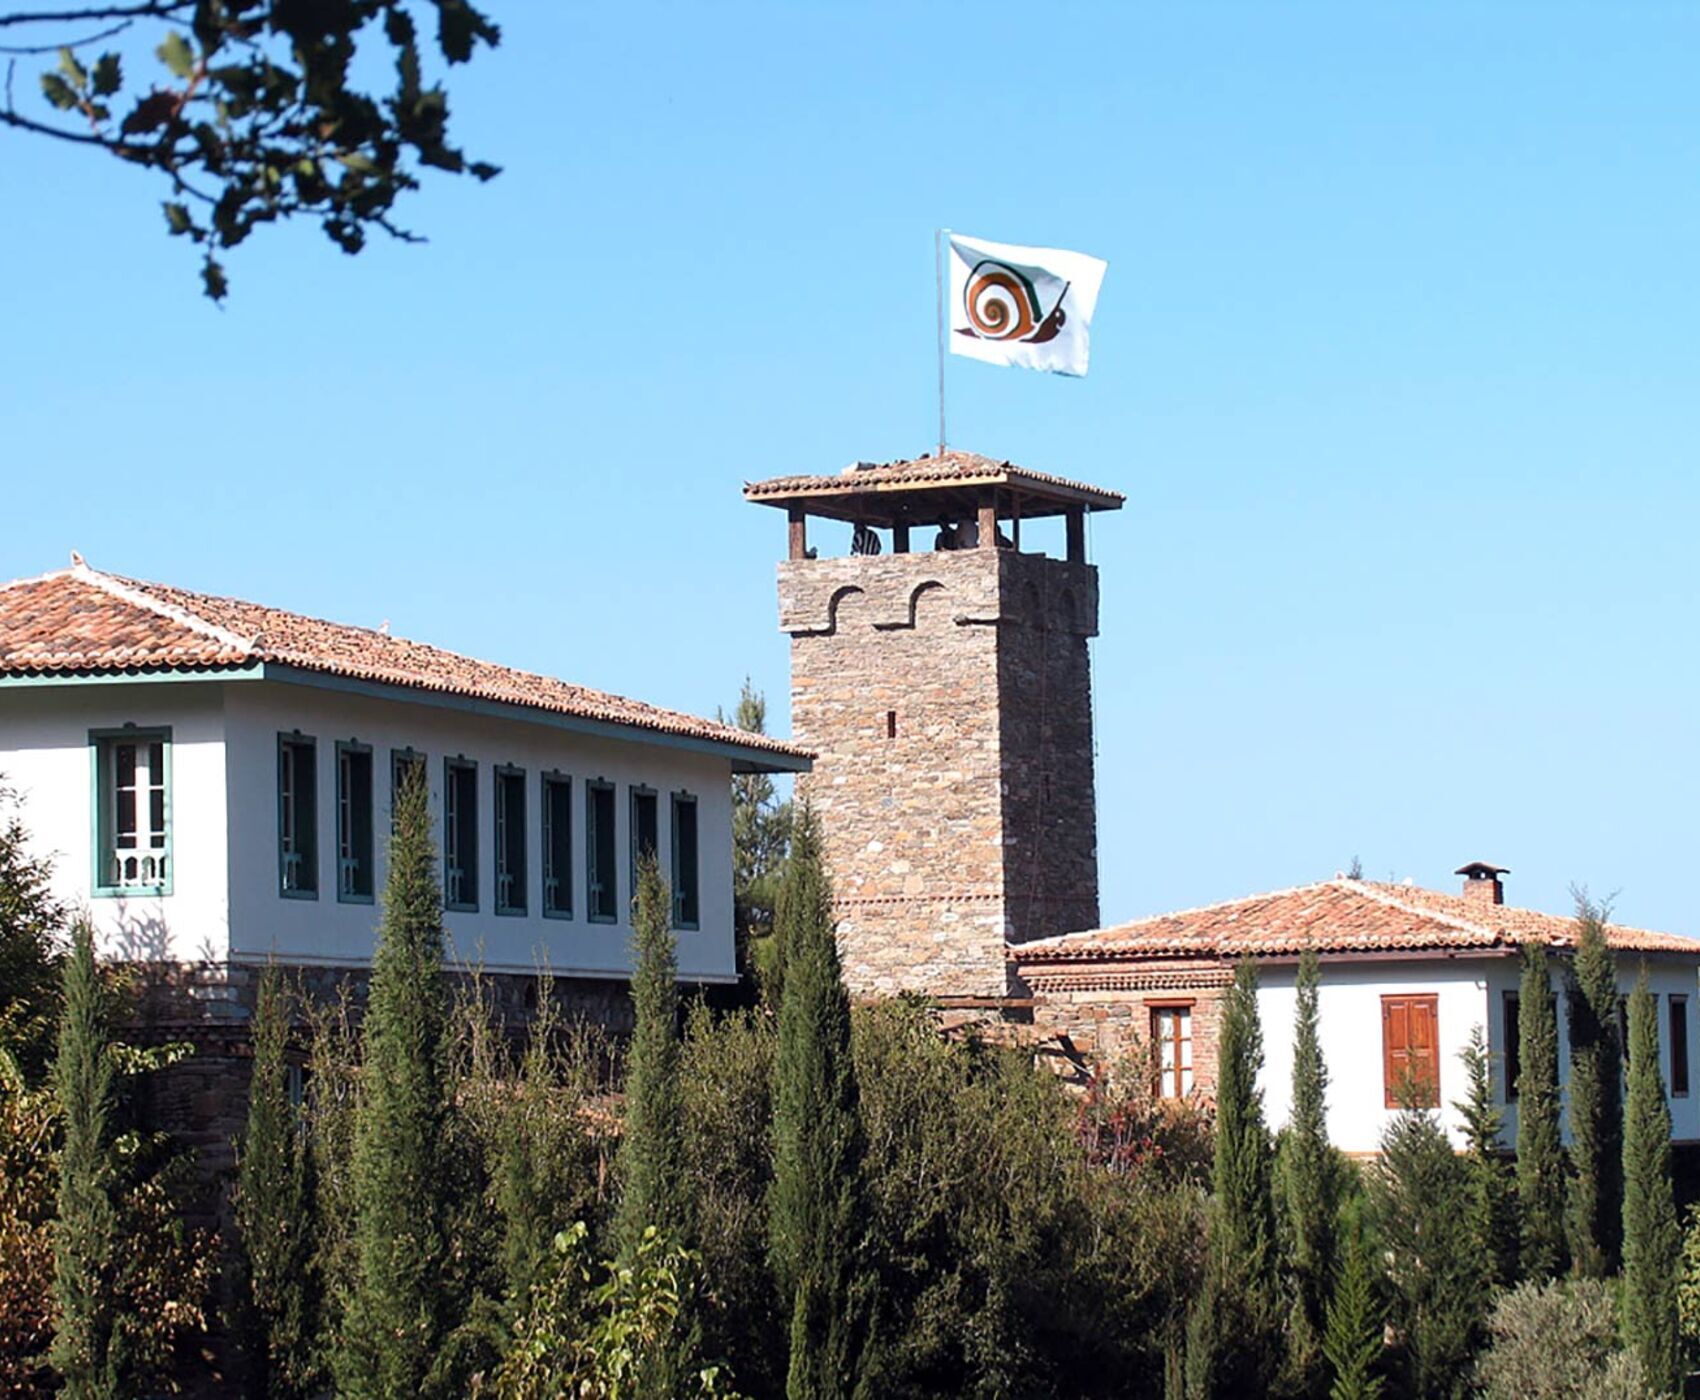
[[1372, 1102, 1483, 1400], [335, 762, 450, 1398], [722, 680, 793, 990], [1566, 896, 1623, 1278], [1454, 1025, 1517, 1289], [1321, 1210, 1384, 1400], [616, 854, 689, 1257], [49, 920, 119, 1400], [1621, 972, 1681, 1394], [1282, 945, 1333, 1391], [769, 805, 868, 1400], [1515, 942, 1566, 1280], [0, 781, 66, 1082], [236, 965, 319, 1397]]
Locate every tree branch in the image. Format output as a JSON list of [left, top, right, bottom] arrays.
[[0, 102, 114, 146], [0, 2, 188, 28], [0, 18, 130, 52]]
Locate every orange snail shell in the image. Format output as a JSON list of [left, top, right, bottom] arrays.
[[964, 261, 1039, 341]]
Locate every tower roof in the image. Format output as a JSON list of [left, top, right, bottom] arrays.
[[743, 449, 1124, 527]]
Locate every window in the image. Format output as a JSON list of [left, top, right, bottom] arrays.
[[444, 757, 478, 911], [336, 742, 375, 903], [1672, 996, 1690, 1098], [630, 787, 658, 897], [1503, 991, 1521, 1101], [586, 780, 617, 922], [390, 747, 425, 828], [277, 734, 318, 897], [671, 792, 699, 930], [542, 773, 572, 918], [91, 728, 171, 894], [1151, 1005, 1193, 1099], [885, 710, 897, 739], [1382, 994, 1440, 1108], [495, 766, 527, 915]]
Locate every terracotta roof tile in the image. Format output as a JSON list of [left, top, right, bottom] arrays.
[[744, 449, 1125, 512], [0, 566, 810, 764], [1015, 878, 1700, 963]]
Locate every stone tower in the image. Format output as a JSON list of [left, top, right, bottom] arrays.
[[745, 450, 1123, 998]]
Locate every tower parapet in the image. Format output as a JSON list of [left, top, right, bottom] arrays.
[[746, 450, 1123, 998]]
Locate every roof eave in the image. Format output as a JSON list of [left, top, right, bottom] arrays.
[[0, 662, 814, 772]]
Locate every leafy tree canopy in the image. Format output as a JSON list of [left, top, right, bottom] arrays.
[[0, 0, 500, 299]]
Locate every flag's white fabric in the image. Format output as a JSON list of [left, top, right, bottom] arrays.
[[946, 232, 1107, 377]]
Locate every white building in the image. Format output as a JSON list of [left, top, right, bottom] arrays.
[[0, 560, 809, 1010], [1015, 864, 1700, 1155]]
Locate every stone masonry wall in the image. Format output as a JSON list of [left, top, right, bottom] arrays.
[[1019, 960, 1231, 1100], [782, 548, 1100, 998], [996, 551, 1101, 945]]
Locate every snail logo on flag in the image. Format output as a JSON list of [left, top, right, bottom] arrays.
[[947, 232, 1108, 378]]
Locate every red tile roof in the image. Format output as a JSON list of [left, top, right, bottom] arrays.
[[744, 449, 1125, 513], [0, 565, 810, 765], [1015, 878, 1700, 963]]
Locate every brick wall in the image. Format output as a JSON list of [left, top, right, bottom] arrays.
[[782, 547, 1100, 997]]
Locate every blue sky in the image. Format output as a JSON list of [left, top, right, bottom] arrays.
[[4, 3, 1698, 934]]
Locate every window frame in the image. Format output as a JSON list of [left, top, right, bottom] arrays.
[[629, 785, 659, 902], [1381, 993, 1441, 1109], [541, 771, 573, 921], [89, 725, 174, 898], [1672, 995, 1690, 1098], [389, 746, 426, 831], [335, 739, 376, 905], [1503, 990, 1521, 1102], [277, 731, 319, 900], [1148, 1000, 1194, 1100], [494, 763, 528, 917], [443, 755, 480, 913], [670, 790, 700, 931], [585, 778, 618, 924]]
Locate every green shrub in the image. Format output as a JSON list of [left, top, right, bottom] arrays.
[[1475, 1278, 1654, 1400]]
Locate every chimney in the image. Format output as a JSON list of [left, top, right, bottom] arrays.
[[1455, 861, 1508, 906]]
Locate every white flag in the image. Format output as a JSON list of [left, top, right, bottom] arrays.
[[946, 232, 1108, 378]]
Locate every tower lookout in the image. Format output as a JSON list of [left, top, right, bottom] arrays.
[[745, 450, 1124, 998]]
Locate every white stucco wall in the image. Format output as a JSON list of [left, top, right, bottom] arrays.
[[0, 675, 740, 984], [1259, 958, 1493, 1155], [1486, 953, 1700, 1145], [221, 679, 738, 982], [0, 681, 231, 963], [1260, 951, 1700, 1154]]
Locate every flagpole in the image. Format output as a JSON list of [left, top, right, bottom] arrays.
[[935, 227, 948, 456]]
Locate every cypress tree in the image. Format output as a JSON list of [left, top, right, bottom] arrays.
[[611, 854, 695, 1393], [236, 964, 318, 1397], [1321, 1211, 1384, 1400], [1215, 958, 1276, 1283], [49, 920, 119, 1400], [615, 854, 688, 1256], [1565, 897, 1623, 1278], [1454, 1025, 1517, 1289], [1621, 972, 1681, 1394], [1192, 958, 1279, 1397], [335, 762, 449, 1398], [769, 805, 867, 1400], [1282, 945, 1333, 1390], [1515, 942, 1566, 1280]]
